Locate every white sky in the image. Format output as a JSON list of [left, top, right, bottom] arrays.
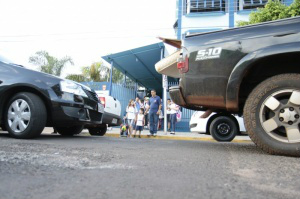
[[0, 0, 177, 77]]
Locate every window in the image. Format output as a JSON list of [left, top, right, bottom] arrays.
[[186, 0, 226, 13], [238, 0, 268, 10]]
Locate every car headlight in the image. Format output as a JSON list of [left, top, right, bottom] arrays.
[[60, 80, 88, 97]]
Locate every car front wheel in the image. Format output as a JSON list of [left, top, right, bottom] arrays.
[[5, 92, 47, 139]]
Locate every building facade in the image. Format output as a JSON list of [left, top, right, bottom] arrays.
[[175, 0, 294, 39]]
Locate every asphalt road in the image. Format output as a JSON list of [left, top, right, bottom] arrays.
[[0, 132, 299, 199]]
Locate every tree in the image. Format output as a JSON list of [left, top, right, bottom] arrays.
[[65, 74, 86, 82], [112, 67, 125, 84], [29, 51, 74, 76], [287, 0, 300, 16], [67, 61, 125, 83], [237, 0, 300, 26], [81, 62, 110, 82], [66, 62, 108, 82]]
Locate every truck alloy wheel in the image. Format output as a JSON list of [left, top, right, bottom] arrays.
[[244, 74, 300, 156], [209, 116, 238, 142], [259, 89, 300, 143]]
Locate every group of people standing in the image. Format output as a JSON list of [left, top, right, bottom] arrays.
[[123, 89, 180, 138]]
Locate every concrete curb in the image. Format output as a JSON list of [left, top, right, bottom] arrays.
[[104, 133, 252, 143]]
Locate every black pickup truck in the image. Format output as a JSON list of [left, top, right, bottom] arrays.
[[156, 17, 300, 156]]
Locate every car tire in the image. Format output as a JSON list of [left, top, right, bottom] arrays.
[[1, 125, 7, 131], [244, 74, 300, 157], [4, 92, 47, 139], [56, 125, 83, 136], [209, 116, 238, 142], [89, 125, 107, 136]]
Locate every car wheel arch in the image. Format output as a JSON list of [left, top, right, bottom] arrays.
[[0, 86, 51, 126], [206, 113, 240, 134], [226, 43, 300, 112]]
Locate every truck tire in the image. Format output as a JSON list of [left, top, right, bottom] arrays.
[[244, 74, 300, 157], [56, 125, 83, 136], [209, 116, 238, 142], [89, 125, 107, 136], [4, 92, 46, 139]]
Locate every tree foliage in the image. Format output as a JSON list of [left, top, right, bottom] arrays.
[[29, 51, 73, 76], [66, 62, 124, 83], [237, 0, 300, 26], [65, 74, 87, 82], [81, 62, 110, 82], [112, 67, 125, 84]]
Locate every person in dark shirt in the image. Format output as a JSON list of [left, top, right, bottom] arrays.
[[145, 89, 161, 136]]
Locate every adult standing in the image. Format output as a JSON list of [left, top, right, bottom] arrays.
[[145, 89, 161, 136], [166, 99, 171, 132], [169, 100, 179, 135], [158, 99, 164, 131], [144, 98, 149, 129], [135, 97, 141, 113]]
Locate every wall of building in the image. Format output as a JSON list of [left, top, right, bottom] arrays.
[[177, 0, 296, 37], [182, 13, 229, 34]]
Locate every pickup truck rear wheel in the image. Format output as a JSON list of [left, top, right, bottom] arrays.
[[244, 74, 300, 157], [209, 116, 237, 142], [89, 125, 107, 136], [56, 125, 83, 136]]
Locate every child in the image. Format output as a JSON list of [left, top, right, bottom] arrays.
[[133, 108, 145, 138], [120, 122, 128, 137], [125, 99, 136, 137]]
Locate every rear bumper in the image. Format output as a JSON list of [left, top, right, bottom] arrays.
[[169, 86, 187, 107], [102, 112, 122, 126]]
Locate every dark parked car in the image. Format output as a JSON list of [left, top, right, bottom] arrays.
[[0, 55, 104, 139], [156, 17, 300, 156]]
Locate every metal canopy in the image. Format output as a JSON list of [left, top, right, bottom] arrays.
[[101, 42, 166, 92]]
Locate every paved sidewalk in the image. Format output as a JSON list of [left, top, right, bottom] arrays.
[[93, 127, 251, 143], [42, 127, 251, 143]]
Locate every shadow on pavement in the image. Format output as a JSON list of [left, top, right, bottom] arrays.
[[0, 131, 103, 140]]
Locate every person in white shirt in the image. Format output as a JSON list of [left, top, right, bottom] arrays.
[[133, 108, 145, 138], [125, 99, 136, 137], [169, 100, 180, 135], [166, 99, 171, 132]]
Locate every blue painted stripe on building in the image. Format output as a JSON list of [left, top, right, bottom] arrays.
[[177, 0, 183, 40], [185, 11, 226, 17], [284, 0, 294, 5], [229, 0, 235, 28], [185, 28, 222, 35]]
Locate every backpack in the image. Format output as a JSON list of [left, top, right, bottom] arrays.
[[176, 109, 182, 122]]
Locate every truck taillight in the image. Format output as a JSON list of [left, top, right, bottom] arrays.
[[177, 56, 189, 73], [99, 97, 106, 108]]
